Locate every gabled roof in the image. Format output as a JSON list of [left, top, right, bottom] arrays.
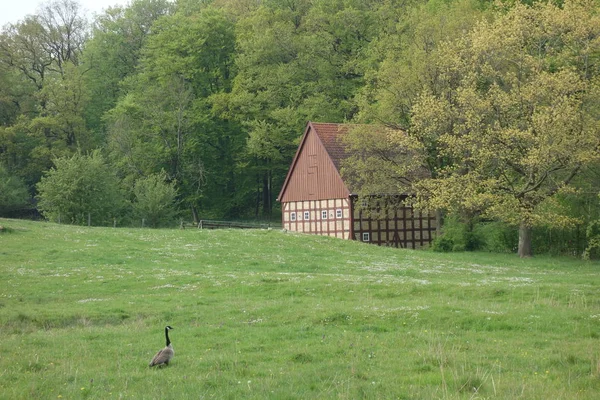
[[308, 122, 354, 171], [277, 122, 356, 201], [278, 121, 427, 203]]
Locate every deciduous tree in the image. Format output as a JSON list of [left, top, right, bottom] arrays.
[[412, 0, 600, 257], [106, 6, 240, 220]]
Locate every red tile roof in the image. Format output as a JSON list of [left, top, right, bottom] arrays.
[[277, 121, 389, 201], [309, 122, 354, 171]]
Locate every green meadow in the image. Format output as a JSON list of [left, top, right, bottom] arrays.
[[1, 218, 599, 399]]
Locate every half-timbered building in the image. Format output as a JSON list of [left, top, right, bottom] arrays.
[[277, 122, 436, 249]]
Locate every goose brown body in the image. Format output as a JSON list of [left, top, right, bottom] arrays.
[[149, 326, 174, 367]]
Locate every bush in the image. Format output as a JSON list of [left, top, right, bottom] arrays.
[[475, 221, 518, 253], [431, 215, 483, 252], [36, 151, 125, 225], [432, 216, 518, 253], [131, 172, 179, 228], [584, 220, 600, 260]]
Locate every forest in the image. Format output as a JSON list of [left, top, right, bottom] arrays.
[[0, 0, 599, 257]]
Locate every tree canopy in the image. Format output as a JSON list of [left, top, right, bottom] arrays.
[[1, 0, 599, 255]]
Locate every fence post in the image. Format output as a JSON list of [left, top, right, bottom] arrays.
[[142, 218, 145, 228], [198, 220, 203, 229]]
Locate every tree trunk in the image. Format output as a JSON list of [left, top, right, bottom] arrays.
[[518, 222, 533, 258], [435, 209, 443, 237], [190, 205, 199, 225], [255, 174, 261, 218], [262, 170, 272, 217]]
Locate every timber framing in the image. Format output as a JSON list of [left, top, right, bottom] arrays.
[[277, 122, 436, 249]]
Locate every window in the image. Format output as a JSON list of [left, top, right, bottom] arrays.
[[290, 212, 296, 222], [336, 209, 342, 218], [322, 210, 327, 220], [362, 232, 370, 242], [304, 211, 310, 220]]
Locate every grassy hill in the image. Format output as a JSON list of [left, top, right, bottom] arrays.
[[1, 218, 599, 399]]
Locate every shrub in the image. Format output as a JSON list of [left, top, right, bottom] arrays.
[[475, 221, 518, 253], [36, 151, 125, 225], [584, 220, 600, 260], [431, 215, 483, 252], [131, 171, 179, 228]]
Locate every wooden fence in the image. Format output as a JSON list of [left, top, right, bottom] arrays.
[[182, 220, 275, 230]]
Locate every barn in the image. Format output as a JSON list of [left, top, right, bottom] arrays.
[[277, 122, 437, 248]]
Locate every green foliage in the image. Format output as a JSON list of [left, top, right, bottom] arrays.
[[82, 0, 174, 132], [412, 0, 600, 257], [355, 0, 489, 127], [1, 0, 599, 250], [432, 216, 519, 253], [132, 171, 179, 228], [34, 63, 94, 149], [221, 0, 379, 216], [0, 164, 30, 215], [105, 5, 243, 219], [342, 0, 490, 220], [475, 221, 518, 253], [36, 151, 125, 225], [584, 193, 600, 260], [584, 220, 600, 260], [431, 215, 483, 252]]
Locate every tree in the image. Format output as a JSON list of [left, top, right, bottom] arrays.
[[82, 0, 174, 132], [106, 6, 241, 220], [36, 151, 125, 225], [411, 0, 600, 257], [132, 171, 178, 228], [0, 0, 87, 86], [354, 0, 488, 128], [36, 0, 88, 73], [221, 0, 378, 217], [0, 17, 54, 92], [342, 0, 488, 231], [33, 62, 93, 149], [0, 0, 90, 193]]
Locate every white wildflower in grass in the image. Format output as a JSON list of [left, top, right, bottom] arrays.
[[1, 218, 599, 399], [151, 284, 177, 290], [77, 298, 107, 303]]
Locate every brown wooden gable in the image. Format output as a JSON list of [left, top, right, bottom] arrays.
[[277, 122, 351, 203]]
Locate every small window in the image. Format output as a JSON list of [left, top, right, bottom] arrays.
[[322, 210, 327, 220], [290, 212, 296, 222], [362, 232, 370, 242], [304, 211, 310, 220], [336, 209, 342, 218]]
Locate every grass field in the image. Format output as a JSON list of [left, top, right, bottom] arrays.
[[1, 218, 599, 399]]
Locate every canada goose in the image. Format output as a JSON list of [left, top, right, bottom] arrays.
[[149, 326, 174, 367]]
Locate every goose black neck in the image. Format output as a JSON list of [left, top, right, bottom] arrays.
[[165, 327, 171, 346]]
